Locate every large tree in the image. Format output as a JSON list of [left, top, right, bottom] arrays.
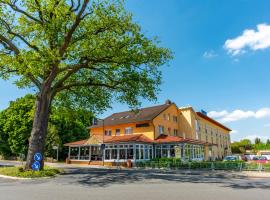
[[0, 0, 172, 169]]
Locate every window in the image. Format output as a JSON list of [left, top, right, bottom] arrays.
[[173, 116, 178, 123], [167, 113, 170, 121], [158, 125, 164, 135], [125, 127, 133, 135], [115, 129, 120, 136], [105, 149, 110, 160], [195, 120, 200, 131], [105, 130, 112, 136], [136, 123, 150, 128], [205, 124, 208, 134], [127, 148, 134, 159], [173, 129, 178, 136], [163, 114, 166, 120], [168, 127, 171, 134]]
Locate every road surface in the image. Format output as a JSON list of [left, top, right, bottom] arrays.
[[0, 167, 270, 200]]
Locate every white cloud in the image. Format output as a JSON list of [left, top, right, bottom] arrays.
[[230, 130, 238, 134], [208, 108, 270, 123], [203, 50, 217, 58], [224, 23, 270, 56]]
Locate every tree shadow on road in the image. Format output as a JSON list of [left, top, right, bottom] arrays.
[[57, 167, 270, 190]]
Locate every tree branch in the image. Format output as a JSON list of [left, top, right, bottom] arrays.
[[0, 34, 42, 89], [34, 0, 44, 23], [0, 18, 39, 51], [0, 34, 20, 55], [2, 0, 42, 24], [52, 62, 90, 91], [59, 0, 89, 57], [55, 80, 121, 93]]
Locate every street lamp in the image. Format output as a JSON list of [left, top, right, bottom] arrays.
[[92, 117, 105, 166]]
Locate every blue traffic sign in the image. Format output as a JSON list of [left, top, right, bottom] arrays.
[[34, 153, 42, 162], [31, 161, 41, 171]]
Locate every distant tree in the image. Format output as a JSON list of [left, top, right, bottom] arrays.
[[231, 139, 252, 154], [0, 0, 172, 170], [0, 94, 92, 160], [0, 94, 35, 156], [0, 119, 12, 157], [255, 137, 261, 145], [266, 139, 270, 145]]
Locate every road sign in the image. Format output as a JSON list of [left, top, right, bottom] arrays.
[[52, 146, 58, 150], [31, 161, 41, 171], [34, 153, 42, 162]]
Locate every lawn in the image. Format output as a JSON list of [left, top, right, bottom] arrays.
[[0, 166, 62, 178]]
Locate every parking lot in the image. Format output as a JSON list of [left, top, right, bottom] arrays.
[[0, 167, 270, 200]]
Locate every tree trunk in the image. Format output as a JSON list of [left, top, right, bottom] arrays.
[[25, 86, 52, 170]]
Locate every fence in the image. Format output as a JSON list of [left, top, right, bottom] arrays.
[[134, 160, 270, 172]]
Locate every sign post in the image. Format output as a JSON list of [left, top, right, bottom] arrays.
[[32, 152, 42, 171], [53, 146, 59, 161]]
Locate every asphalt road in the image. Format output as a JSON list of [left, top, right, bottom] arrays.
[[1, 167, 270, 200]]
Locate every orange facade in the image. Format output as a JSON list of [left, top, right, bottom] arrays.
[[65, 101, 232, 164]]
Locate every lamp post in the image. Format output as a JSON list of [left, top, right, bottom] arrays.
[[93, 117, 105, 166]]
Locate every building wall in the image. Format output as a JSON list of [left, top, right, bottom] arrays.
[[152, 104, 179, 139], [90, 122, 155, 139], [197, 116, 231, 159], [90, 104, 180, 140], [178, 108, 194, 139], [178, 107, 231, 160], [89, 104, 231, 160]]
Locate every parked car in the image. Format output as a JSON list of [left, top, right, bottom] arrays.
[[252, 156, 268, 163], [240, 155, 248, 161], [223, 155, 241, 162]]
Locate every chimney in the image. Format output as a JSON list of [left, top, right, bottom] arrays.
[[165, 99, 172, 105]]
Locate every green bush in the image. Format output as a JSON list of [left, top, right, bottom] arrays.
[[0, 166, 62, 178], [135, 159, 252, 171]]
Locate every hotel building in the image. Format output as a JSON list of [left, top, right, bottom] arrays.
[[64, 100, 231, 165]]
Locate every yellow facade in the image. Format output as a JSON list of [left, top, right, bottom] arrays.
[[89, 103, 231, 160], [178, 107, 231, 160]]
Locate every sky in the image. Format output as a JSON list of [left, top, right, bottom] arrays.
[[1, 0, 270, 142]]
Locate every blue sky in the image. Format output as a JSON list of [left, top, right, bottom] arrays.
[[1, 0, 270, 142]]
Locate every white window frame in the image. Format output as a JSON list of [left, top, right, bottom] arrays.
[[158, 125, 164, 135], [115, 129, 120, 136], [125, 127, 133, 135], [105, 129, 112, 136]]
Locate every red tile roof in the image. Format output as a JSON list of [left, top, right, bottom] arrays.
[[64, 139, 88, 146], [64, 135, 217, 146], [196, 112, 231, 131], [155, 134, 185, 143], [104, 134, 153, 143]]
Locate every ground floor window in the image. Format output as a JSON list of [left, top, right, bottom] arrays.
[[91, 146, 102, 161], [80, 146, 90, 160], [68, 143, 204, 162], [70, 147, 79, 159], [104, 144, 135, 161]]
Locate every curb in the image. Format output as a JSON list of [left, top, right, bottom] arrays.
[[0, 174, 32, 180]]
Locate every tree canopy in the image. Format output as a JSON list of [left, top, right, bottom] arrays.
[[231, 138, 270, 154], [0, 94, 91, 159], [0, 0, 172, 111]]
